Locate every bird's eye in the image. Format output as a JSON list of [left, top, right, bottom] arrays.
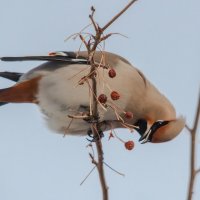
[[154, 120, 169, 130], [156, 120, 164, 125]]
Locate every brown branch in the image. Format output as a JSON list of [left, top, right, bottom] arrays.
[[95, 140, 108, 200], [76, 1, 138, 200], [187, 92, 200, 200]]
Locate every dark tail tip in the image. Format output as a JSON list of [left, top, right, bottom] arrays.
[[0, 72, 23, 82], [0, 102, 8, 106]]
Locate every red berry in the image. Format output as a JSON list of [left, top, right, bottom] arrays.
[[98, 94, 107, 104], [110, 91, 120, 100], [124, 141, 134, 150], [124, 111, 133, 119], [108, 68, 116, 78]]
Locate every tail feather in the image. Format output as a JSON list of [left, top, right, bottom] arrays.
[[0, 72, 23, 82], [0, 55, 88, 63], [0, 77, 40, 103], [0, 72, 23, 106], [0, 102, 8, 106]]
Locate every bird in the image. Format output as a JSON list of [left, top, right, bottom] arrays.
[[0, 51, 185, 143]]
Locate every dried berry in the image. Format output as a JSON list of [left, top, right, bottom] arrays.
[[124, 141, 134, 150], [98, 94, 107, 104], [110, 91, 120, 100], [124, 111, 133, 119], [108, 68, 116, 78]]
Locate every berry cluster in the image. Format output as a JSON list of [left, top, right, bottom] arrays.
[[97, 67, 135, 151]]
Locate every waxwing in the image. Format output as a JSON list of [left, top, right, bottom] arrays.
[[0, 51, 185, 143]]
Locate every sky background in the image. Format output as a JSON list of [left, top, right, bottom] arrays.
[[0, 0, 199, 200]]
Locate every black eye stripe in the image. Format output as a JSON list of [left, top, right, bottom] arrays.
[[151, 120, 169, 132]]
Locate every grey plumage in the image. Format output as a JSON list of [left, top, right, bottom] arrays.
[[0, 51, 185, 143]]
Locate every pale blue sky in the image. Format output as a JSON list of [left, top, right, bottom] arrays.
[[0, 0, 199, 200]]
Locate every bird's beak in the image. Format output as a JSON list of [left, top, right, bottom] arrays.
[[138, 128, 152, 144], [138, 120, 170, 144], [133, 118, 152, 144]]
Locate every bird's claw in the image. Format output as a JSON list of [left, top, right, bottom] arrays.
[[87, 129, 104, 142], [84, 115, 100, 123]]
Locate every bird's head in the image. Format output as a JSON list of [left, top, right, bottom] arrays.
[[134, 116, 185, 144]]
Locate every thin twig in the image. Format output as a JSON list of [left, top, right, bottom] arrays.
[[103, 162, 125, 177], [80, 34, 90, 52], [63, 118, 74, 137], [185, 124, 192, 132], [89, 6, 98, 32], [85, 79, 107, 111], [187, 92, 200, 200], [87, 143, 95, 158], [80, 166, 96, 186], [64, 23, 92, 42], [68, 114, 89, 120], [101, 0, 138, 32], [195, 168, 200, 176], [99, 32, 128, 42], [67, 65, 91, 81], [89, 153, 98, 165]]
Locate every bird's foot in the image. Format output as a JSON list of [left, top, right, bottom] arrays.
[[84, 115, 100, 123], [87, 128, 104, 142]]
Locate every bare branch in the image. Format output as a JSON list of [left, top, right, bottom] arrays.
[[72, 1, 138, 200], [95, 140, 109, 200], [187, 92, 200, 200]]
